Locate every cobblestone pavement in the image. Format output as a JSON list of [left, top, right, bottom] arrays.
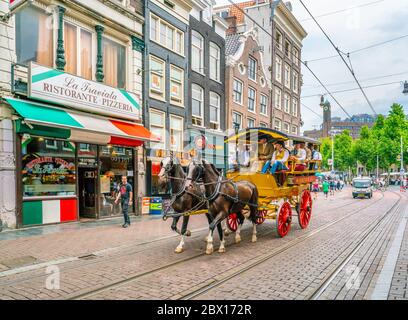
[[0, 188, 406, 300]]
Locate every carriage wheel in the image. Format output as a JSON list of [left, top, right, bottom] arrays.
[[298, 190, 312, 229], [227, 213, 239, 232], [276, 202, 292, 238], [256, 210, 266, 225]]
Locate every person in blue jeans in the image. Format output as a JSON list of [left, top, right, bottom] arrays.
[[261, 141, 290, 174], [115, 175, 133, 228]]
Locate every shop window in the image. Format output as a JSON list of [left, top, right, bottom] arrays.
[[170, 115, 183, 152], [103, 37, 126, 88], [22, 137, 76, 198], [16, 6, 54, 67], [64, 22, 93, 80], [78, 144, 97, 166], [99, 146, 134, 217]]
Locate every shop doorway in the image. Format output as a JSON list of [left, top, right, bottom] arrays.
[[78, 167, 97, 219]]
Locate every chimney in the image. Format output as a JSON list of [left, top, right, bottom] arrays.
[[225, 16, 237, 35]]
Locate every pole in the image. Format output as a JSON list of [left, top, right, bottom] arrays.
[[331, 134, 334, 172], [377, 154, 379, 180], [401, 135, 404, 171]]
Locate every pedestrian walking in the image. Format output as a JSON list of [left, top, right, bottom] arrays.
[[322, 180, 329, 199], [329, 179, 335, 196], [115, 175, 133, 228], [312, 180, 319, 200], [337, 180, 341, 191]]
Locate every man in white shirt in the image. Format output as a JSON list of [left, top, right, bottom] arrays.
[[261, 141, 289, 174], [290, 142, 307, 171]]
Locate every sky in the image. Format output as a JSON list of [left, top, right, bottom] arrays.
[[215, 0, 408, 131]]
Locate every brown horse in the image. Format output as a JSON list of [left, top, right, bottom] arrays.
[[158, 156, 222, 253], [185, 159, 259, 254]]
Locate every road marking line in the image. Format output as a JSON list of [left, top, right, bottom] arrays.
[[370, 204, 408, 300]]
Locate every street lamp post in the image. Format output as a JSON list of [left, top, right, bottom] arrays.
[[331, 133, 335, 172]]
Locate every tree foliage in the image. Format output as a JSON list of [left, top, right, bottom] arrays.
[[318, 103, 408, 174]]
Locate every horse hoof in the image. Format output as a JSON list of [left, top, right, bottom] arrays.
[[185, 230, 191, 237], [174, 247, 184, 253], [251, 236, 257, 243], [203, 236, 208, 242], [218, 247, 226, 253], [235, 236, 242, 244], [224, 229, 231, 236], [206, 247, 214, 255]]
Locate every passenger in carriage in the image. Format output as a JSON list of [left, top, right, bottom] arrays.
[[308, 143, 322, 170], [261, 141, 289, 174], [289, 141, 307, 171], [257, 137, 274, 171]]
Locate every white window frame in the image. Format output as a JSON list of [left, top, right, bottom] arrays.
[[192, 30, 204, 74], [150, 109, 166, 150], [292, 125, 298, 135], [274, 119, 282, 131], [275, 87, 282, 110], [63, 20, 95, 80], [209, 91, 221, 130], [284, 64, 291, 89], [283, 122, 290, 133], [150, 13, 184, 56], [284, 93, 290, 114], [285, 40, 291, 58], [293, 71, 299, 94], [292, 99, 298, 117], [149, 55, 166, 101], [248, 56, 257, 82], [275, 56, 282, 82], [247, 117, 256, 128], [276, 30, 283, 51], [170, 64, 184, 107], [248, 87, 256, 113], [260, 122, 267, 128], [293, 47, 299, 64], [209, 42, 221, 82], [192, 84, 204, 127], [233, 78, 243, 105], [232, 112, 242, 130], [260, 94, 268, 116], [170, 114, 184, 152]]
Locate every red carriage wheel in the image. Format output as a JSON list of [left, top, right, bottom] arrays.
[[276, 202, 292, 238], [297, 190, 312, 229], [256, 210, 266, 225], [227, 213, 239, 232]]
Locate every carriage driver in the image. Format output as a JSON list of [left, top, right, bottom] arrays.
[[261, 141, 289, 174]]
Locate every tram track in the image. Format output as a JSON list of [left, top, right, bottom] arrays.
[[306, 191, 407, 300], [66, 192, 388, 300], [177, 191, 398, 300], [0, 191, 361, 288]]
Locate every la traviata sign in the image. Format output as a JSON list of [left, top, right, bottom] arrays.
[[28, 62, 141, 121]]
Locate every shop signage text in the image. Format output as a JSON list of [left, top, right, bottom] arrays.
[[28, 62, 141, 121]]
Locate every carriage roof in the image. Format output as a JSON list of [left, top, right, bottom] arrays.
[[226, 127, 321, 145], [225, 127, 288, 143]]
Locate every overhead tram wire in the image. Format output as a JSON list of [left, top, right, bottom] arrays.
[[301, 80, 403, 98], [299, 0, 377, 115], [305, 33, 408, 63], [302, 70, 408, 90], [301, 103, 323, 119], [225, 0, 352, 119], [298, 0, 385, 22]]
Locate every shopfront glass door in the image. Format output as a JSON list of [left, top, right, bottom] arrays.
[[78, 167, 97, 218]]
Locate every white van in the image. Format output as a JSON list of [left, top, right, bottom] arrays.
[[352, 177, 373, 199]]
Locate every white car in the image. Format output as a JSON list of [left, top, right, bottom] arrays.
[[352, 177, 373, 199]]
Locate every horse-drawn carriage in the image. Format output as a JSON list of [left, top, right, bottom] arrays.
[[161, 127, 321, 254]]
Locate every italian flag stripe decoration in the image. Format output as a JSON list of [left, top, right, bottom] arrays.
[[23, 199, 77, 226]]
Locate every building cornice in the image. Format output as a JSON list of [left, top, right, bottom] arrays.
[[276, 1, 307, 39]]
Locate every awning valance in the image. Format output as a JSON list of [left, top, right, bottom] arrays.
[[5, 97, 160, 147]]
